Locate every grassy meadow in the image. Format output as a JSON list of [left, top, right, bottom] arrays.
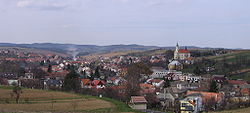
[[0, 86, 116, 112]]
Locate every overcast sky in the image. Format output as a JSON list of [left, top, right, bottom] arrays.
[[0, 0, 249, 49]]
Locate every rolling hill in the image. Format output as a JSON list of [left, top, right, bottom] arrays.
[[0, 43, 227, 56]]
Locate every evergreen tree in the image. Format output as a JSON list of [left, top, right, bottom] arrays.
[[40, 60, 45, 66], [83, 70, 86, 78], [47, 64, 52, 73], [164, 78, 171, 88], [193, 66, 201, 75], [94, 67, 100, 79], [63, 70, 80, 92], [209, 80, 218, 93], [66, 64, 71, 71]]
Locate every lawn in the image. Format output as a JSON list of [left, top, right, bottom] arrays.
[[229, 72, 250, 82], [0, 86, 137, 113], [210, 107, 250, 113]]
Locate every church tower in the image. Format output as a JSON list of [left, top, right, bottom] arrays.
[[174, 43, 179, 60]]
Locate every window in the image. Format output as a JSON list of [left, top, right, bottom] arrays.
[[181, 103, 188, 107]]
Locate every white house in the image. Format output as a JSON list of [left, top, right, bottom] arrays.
[[129, 96, 147, 110]]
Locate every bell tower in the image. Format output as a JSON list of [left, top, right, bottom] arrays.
[[174, 43, 179, 60]]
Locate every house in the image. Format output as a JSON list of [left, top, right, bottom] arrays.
[[186, 76, 201, 83], [150, 67, 169, 78], [227, 80, 247, 86], [24, 72, 34, 79], [106, 77, 125, 85], [186, 91, 224, 110], [0, 73, 18, 79], [129, 96, 147, 110], [156, 88, 176, 110], [91, 80, 105, 88], [220, 84, 250, 103], [212, 75, 227, 84], [7, 79, 19, 86], [139, 83, 155, 95], [146, 78, 164, 88], [81, 79, 91, 88], [180, 93, 203, 113], [44, 79, 63, 90]]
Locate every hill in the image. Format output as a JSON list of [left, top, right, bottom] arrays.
[[183, 50, 250, 82], [0, 43, 226, 56], [0, 46, 69, 57], [0, 86, 135, 113]]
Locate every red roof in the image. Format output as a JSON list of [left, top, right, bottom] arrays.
[[48, 71, 68, 77], [81, 79, 91, 85], [140, 83, 154, 89], [131, 96, 147, 103], [91, 80, 105, 86], [187, 91, 223, 104], [178, 49, 190, 53], [227, 80, 247, 85], [149, 79, 163, 83], [240, 88, 249, 95]]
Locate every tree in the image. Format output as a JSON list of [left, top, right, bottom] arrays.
[[145, 93, 160, 109], [12, 86, 22, 104], [204, 97, 217, 111], [124, 62, 153, 101], [165, 50, 174, 61], [31, 67, 47, 79], [193, 66, 201, 75], [163, 78, 171, 88], [209, 80, 218, 93], [47, 64, 52, 73], [94, 67, 100, 79], [63, 70, 80, 92], [0, 78, 8, 85], [40, 60, 45, 66]]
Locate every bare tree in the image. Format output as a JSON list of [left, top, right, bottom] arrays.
[[124, 62, 152, 102], [12, 86, 22, 104], [204, 97, 217, 111]]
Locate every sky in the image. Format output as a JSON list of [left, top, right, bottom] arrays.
[[0, 0, 249, 49]]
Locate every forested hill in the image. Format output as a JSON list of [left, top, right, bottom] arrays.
[[0, 43, 227, 55]]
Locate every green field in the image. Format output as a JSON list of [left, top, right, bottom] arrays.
[[230, 72, 250, 81], [183, 50, 250, 76]]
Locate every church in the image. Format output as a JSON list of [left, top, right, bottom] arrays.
[[168, 43, 192, 71], [174, 43, 191, 60]]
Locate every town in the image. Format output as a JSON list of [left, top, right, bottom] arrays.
[[0, 43, 250, 113]]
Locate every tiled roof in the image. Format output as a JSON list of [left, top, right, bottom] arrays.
[[227, 80, 247, 85], [140, 83, 154, 89], [178, 49, 190, 53], [149, 79, 163, 83], [186, 91, 223, 104], [81, 79, 91, 85], [240, 88, 249, 95], [131, 96, 147, 103], [91, 80, 105, 86]]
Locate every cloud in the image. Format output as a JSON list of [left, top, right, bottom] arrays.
[[17, 0, 33, 7], [16, 0, 68, 10]]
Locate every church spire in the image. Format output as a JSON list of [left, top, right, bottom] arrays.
[[175, 42, 179, 52], [174, 42, 180, 60]]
